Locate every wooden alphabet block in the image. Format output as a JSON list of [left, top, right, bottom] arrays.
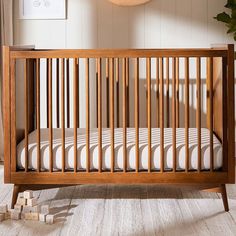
[[40, 205, 50, 214], [39, 213, 47, 222], [46, 214, 54, 224], [23, 190, 33, 199], [22, 205, 31, 213], [14, 204, 22, 212], [21, 212, 25, 220], [30, 205, 40, 213], [24, 212, 39, 221], [27, 198, 37, 207], [11, 210, 21, 220], [0, 213, 5, 222], [5, 210, 13, 220], [0, 204, 8, 213], [16, 197, 26, 206]]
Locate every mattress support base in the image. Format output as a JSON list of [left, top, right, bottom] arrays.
[[11, 184, 229, 212]]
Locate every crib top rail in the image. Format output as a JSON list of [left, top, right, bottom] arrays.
[[8, 46, 230, 59]]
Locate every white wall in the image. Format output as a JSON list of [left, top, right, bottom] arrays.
[[13, 0, 235, 132]]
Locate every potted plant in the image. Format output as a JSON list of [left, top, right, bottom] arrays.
[[214, 0, 236, 41]]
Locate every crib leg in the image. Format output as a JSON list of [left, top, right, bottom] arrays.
[[11, 185, 21, 209], [202, 184, 229, 212]]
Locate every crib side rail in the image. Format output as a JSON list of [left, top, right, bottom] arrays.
[[4, 45, 235, 184]]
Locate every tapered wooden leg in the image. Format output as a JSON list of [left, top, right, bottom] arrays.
[[220, 184, 229, 212], [202, 184, 229, 212], [11, 185, 21, 209]]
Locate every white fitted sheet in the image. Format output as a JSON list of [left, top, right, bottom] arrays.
[[17, 128, 223, 171]]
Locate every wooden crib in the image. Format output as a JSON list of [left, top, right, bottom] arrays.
[[2, 45, 235, 211]]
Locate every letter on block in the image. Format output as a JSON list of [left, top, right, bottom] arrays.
[[14, 204, 22, 212], [39, 213, 47, 222], [23, 190, 33, 199], [22, 206, 31, 213], [0, 213, 5, 222], [0, 204, 8, 214], [17, 197, 27, 206], [11, 210, 21, 220], [27, 198, 37, 207], [41, 205, 50, 215], [24, 212, 39, 221], [46, 214, 54, 224]]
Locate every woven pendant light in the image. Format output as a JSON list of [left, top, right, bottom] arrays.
[[108, 0, 151, 6]]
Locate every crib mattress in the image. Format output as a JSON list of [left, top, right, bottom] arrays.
[[17, 128, 223, 171]]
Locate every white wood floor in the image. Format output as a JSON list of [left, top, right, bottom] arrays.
[[0, 164, 236, 236]]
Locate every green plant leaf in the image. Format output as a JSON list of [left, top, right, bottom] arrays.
[[225, 0, 236, 9], [215, 12, 231, 23]]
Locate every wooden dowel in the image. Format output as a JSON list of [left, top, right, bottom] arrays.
[[160, 58, 164, 172], [207, 57, 214, 171], [73, 58, 78, 172], [98, 58, 102, 172], [96, 59, 98, 128], [126, 58, 130, 127], [46, 59, 49, 128], [36, 59, 41, 172], [166, 57, 170, 127], [185, 57, 189, 172], [115, 58, 119, 127], [147, 58, 151, 172], [110, 58, 115, 172], [196, 57, 201, 172], [135, 58, 139, 172], [122, 58, 127, 172], [24, 60, 28, 172], [176, 58, 180, 128], [86, 58, 90, 172], [172, 58, 176, 172], [48, 58, 53, 172], [156, 58, 160, 128], [10, 59, 16, 172], [61, 58, 65, 172], [66, 59, 70, 128], [56, 59, 60, 128], [106, 58, 110, 128]]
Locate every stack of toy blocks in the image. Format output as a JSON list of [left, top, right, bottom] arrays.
[[0, 190, 55, 224]]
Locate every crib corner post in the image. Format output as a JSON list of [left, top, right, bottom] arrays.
[[2, 45, 11, 184], [11, 185, 21, 209]]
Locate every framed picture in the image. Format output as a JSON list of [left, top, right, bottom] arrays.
[[19, 0, 66, 20]]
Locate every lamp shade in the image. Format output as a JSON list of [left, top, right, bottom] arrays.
[[108, 0, 151, 6]]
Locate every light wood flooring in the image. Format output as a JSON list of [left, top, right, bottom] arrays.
[[0, 164, 236, 236]]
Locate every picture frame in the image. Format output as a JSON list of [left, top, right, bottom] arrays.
[[19, 0, 66, 20]]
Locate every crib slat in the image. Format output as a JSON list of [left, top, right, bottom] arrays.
[[66, 59, 70, 128], [73, 58, 78, 172], [106, 58, 110, 128], [86, 58, 90, 172], [196, 57, 201, 172], [207, 57, 214, 172], [98, 58, 102, 172], [10, 59, 16, 172], [56, 59, 60, 128], [135, 58, 139, 172], [46, 59, 49, 128], [61, 59, 65, 172], [166, 58, 170, 127], [24, 60, 28, 172], [147, 58, 151, 172], [176, 58, 180, 128], [96, 59, 98, 128], [156, 58, 160, 128], [160, 58, 164, 172], [110, 58, 115, 172], [172, 58, 176, 172], [123, 58, 127, 172], [126, 58, 130, 127], [48, 58, 53, 172], [185, 57, 189, 172], [36, 59, 41, 172], [115, 58, 119, 127]]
